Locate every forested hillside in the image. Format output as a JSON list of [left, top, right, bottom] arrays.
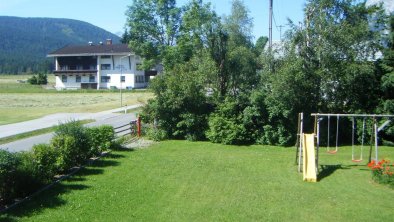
[[0, 16, 120, 74]]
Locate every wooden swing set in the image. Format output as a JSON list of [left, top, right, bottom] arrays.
[[295, 113, 394, 182]]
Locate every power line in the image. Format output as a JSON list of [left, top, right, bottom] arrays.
[[273, 11, 285, 40]]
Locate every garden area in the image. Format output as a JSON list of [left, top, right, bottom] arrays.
[[1, 141, 393, 221], [1, 0, 394, 220]]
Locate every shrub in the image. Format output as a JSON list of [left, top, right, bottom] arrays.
[[14, 152, 43, 197], [32, 143, 58, 181], [146, 127, 168, 141], [55, 121, 90, 165], [27, 75, 38, 84], [86, 125, 115, 156], [27, 73, 47, 85], [368, 159, 394, 188], [0, 150, 19, 204], [51, 135, 79, 172], [206, 113, 248, 145], [206, 98, 258, 145]]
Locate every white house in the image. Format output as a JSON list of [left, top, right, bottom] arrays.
[[47, 39, 159, 90]]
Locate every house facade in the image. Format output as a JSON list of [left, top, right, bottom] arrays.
[[47, 40, 159, 90]]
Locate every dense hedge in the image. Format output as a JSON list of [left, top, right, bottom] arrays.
[[0, 122, 116, 205]]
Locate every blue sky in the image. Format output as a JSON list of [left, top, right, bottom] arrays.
[[0, 0, 392, 41]]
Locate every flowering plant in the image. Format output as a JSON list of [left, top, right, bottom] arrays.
[[367, 159, 394, 187]]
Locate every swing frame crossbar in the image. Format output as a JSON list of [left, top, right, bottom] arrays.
[[296, 113, 394, 174], [311, 114, 394, 118]]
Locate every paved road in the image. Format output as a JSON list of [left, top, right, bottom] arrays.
[[0, 105, 142, 152], [0, 104, 142, 139]]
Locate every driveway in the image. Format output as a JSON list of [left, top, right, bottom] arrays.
[[0, 105, 142, 152]]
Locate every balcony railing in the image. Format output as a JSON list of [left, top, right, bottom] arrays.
[[55, 65, 97, 74]]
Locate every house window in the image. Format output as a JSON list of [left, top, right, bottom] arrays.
[[101, 55, 111, 59], [89, 75, 95, 82], [101, 76, 111, 83], [76, 75, 81, 83], [61, 75, 67, 83], [101, 64, 111, 70], [121, 76, 125, 82], [135, 75, 144, 83]]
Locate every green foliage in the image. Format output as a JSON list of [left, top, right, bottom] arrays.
[[379, 15, 394, 141], [54, 120, 90, 165], [368, 159, 394, 188], [289, 0, 384, 113], [142, 54, 215, 140], [86, 125, 115, 156], [27, 75, 37, 84], [138, 0, 388, 146], [14, 152, 44, 197], [0, 150, 19, 204], [206, 98, 260, 145], [27, 73, 47, 85], [125, 0, 181, 69], [51, 135, 79, 172], [224, 0, 254, 48], [145, 127, 168, 141], [254, 36, 268, 55], [0, 122, 119, 207], [32, 144, 58, 182]]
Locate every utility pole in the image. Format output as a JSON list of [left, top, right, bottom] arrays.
[[269, 0, 273, 52]]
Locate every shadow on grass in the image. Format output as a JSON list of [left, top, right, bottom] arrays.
[[0, 154, 125, 221], [0, 183, 89, 221], [318, 164, 350, 181]]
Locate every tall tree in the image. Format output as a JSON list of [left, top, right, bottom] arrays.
[[291, 0, 385, 113], [380, 14, 394, 113], [379, 14, 394, 141], [224, 0, 258, 97], [224, 0, 254, 48], [255, 36, 268, 56], [125, 0, 181, 69]]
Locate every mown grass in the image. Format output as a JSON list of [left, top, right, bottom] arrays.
[[2, 141, 393, 221], [0, 75, 153, 125]]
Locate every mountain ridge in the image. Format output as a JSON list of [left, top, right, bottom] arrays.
[[0, 16, 121, 74]]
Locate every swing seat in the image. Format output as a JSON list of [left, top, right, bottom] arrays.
[[352, 159, 362, 163], [327, 150, 337, 154]]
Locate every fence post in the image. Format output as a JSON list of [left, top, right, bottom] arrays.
[[137, 116, 141, 137]]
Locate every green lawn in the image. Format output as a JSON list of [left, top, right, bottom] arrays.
[[2, 141, 393, 221]]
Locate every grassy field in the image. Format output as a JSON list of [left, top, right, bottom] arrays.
[[2, 141, 393, 221], [0, 75, 153, 125]]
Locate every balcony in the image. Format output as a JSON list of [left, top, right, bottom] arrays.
[[55, 65, 97, 74]]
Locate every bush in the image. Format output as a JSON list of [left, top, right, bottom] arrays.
[[27, 73, 47, 85], [27, 75, 37, 84], [51, 135, 79, 172], [32, 143, 58, 182], [55, 121, 90, 165], [0, 150, 19, 204], [86, 125, 115, 156], [206, 98, 258, 145], [14, 152, 43, 197], [206, 113, 249, 145], [146, 127, 168, 141]]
